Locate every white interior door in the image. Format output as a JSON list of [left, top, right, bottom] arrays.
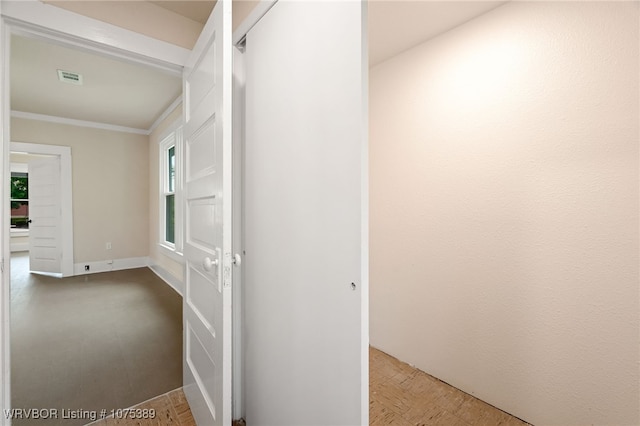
[[182, 1, 233, 425], [243, 1, 368, 424], [28, 156, 62, 274]]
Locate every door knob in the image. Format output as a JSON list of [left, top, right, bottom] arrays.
[[233, 253, 242, 267], [203, 257, 219, 271]]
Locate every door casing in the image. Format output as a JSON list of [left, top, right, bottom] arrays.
[[229, 2, 277, 420]]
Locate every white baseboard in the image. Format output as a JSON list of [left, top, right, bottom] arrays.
[[148, 263, 184, 297], [73, 256, 149, 276], [10, 243, 28, 252]]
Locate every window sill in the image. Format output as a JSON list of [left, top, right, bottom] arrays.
[[158, 243, 184, 264], [10, 229, 29, 237]]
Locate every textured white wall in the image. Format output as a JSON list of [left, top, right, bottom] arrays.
[[11, 118, 149, 264], [370, 2, 639, 425]]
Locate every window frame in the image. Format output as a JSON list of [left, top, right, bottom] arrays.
[[158, 122, 184, 261], [10, 163, 29, 236]]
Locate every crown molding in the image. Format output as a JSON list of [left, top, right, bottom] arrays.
[[11, 97, 184, 136], [11, 95, 182, 136], [148, 95, 183, 135], [11, 111, 150, 135]]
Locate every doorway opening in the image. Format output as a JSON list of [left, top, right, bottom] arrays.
[[9, 142, 73, 277], [5, 22, 185, 422]]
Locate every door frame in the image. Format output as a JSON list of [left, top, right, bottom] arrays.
[[10, 142, 73, 277], [229, 2, 277, 420], [0, 3, 190, 423]]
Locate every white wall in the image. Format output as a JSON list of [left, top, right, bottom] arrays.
[[11, 117, 149, 264], [370, 2, 639, 425]]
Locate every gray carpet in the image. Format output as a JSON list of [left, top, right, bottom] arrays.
[[10, 252, 183, 425]]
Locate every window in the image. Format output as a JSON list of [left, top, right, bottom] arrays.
[[166, 145, 176, 244], [159, 124, 183, 259], [11, 171, 29, 230]]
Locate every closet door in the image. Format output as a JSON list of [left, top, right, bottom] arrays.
[[243, 1, 368, 424]]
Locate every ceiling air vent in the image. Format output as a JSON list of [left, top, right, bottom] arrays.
[[57, 69, 83, 85]]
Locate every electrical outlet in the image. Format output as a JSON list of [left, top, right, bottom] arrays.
[[84, 265, 90, 271], [106, 242, 112, 250]]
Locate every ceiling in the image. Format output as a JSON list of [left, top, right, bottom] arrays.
[[11, 35, 182, 131], [149, 1, 215, 24], [10, 1, 211, 132], [9, 1, 508, 132], [369, 1, 508, 66]]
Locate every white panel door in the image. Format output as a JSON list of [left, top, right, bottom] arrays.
[[243, 1, 368, 425], [182, 0, 233, 425], [28, 157, 62, 274]]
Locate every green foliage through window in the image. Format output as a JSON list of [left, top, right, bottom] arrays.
[[10, 173, 29, 229], [11, 176, 28, 204]]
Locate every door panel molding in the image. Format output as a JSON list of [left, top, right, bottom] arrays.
[[182, 1, 233, 424], [28, 156, 62, 274]]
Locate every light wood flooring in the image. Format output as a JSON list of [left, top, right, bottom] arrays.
[[370, 347, 530, 426], [98, 348, 530, 426], [88, 389, 247, 426], [88, 389, 195, 426]]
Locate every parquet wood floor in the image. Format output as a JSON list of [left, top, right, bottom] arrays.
[[370, 347, 530, 426], [88, 389, 195, 426], [94, 348, 530, 426]]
